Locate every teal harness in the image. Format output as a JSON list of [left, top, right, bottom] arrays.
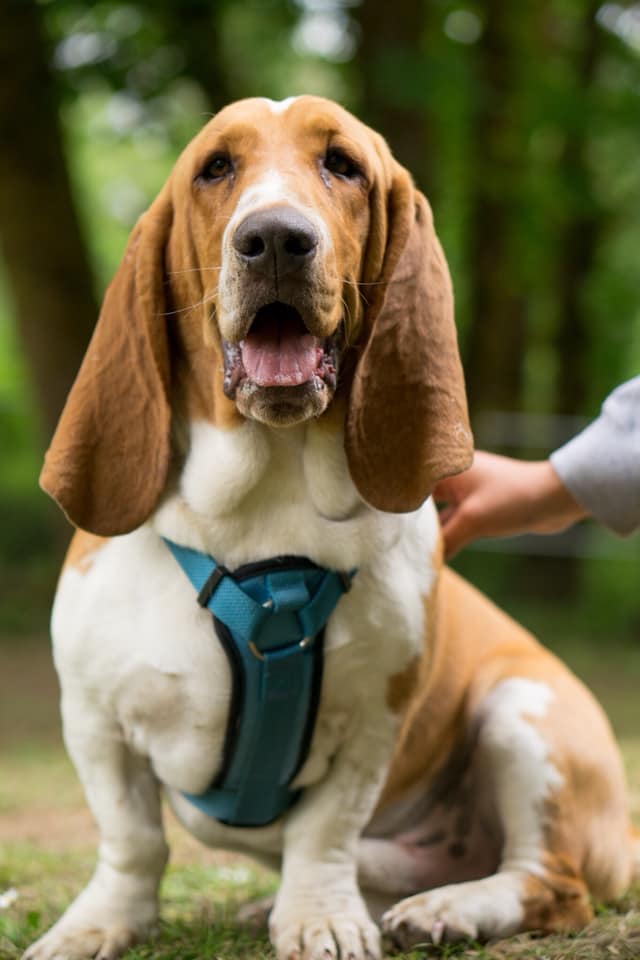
[[164, 539, 355, 827]]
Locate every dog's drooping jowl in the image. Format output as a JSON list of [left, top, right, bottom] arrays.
[[28, 96, 634, 960]]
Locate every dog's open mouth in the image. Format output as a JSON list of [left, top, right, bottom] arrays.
[[222, 303, 338, 400]]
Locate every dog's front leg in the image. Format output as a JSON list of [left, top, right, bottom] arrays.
[[25, 705, 168, 960], [270, 716, 395, 960]]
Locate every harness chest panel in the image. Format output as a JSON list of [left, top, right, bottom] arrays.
[[164, 539, 354, 827]]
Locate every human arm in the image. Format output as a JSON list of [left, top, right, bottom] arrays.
[[433, 377, 640, 559], [433, 453, 586, 559], [549, 376, 640, 537]]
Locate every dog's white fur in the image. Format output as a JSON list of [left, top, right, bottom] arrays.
[[27, 96, 634, 960], [36, 423, 435, 960]]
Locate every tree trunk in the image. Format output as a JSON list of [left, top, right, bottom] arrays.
[[554, 1, 603, 418], [146, 0, 234, 111], [354, 0, 434, 193], [463, 0, 528, 419], [0, 0, 97, 444], [537, 3, 603, 600]]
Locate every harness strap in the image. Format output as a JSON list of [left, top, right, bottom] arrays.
[[163, 539, 355, 827]]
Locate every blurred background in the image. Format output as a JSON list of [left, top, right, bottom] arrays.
[[1, 0, 639, 741]]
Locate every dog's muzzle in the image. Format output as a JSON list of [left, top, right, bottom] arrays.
[[221, 206, 341, 425]]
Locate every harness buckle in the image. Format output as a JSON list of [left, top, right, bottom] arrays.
[[249, 634, 314, 661], [248, 640, 265, 661], [339, 571, 354, 592], [197, 564, 231, 608]]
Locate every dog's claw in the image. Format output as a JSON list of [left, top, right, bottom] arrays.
[[430, 919, 445, 945]]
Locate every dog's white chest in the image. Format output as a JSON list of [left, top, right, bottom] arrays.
[[52, 421, 437, 853], [158, 419, 385, 571]]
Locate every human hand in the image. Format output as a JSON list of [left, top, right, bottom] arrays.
[[433, 452, 587, 559]]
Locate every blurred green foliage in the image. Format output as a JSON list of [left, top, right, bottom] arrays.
[[1, 0, 639, 641]]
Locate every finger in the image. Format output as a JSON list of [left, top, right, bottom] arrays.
[[433, 463, 479, 504], [432, 478, 460, 505], [439, 506, 476, 560], [437, 504, 456, 526], [432, 474, 464, 499]]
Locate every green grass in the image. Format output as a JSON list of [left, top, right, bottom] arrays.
[[0, 642, 638, 960], [1, 847, 638, 960], [0, 850, 277, 960], [0, 735, 638, 960]]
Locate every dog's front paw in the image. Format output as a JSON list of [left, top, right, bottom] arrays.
[[382, 875, 524, 949], [270, 903, 380, 960], [383, 889, 476, 949], [23, 923, 141, 960], [23, 870, 158, 960]]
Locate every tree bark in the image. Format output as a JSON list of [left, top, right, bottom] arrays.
[[554, 1, 603, 417], [354, 0, 435, 193], [143, 0, 234, 110], [463, 0, 528, 418], [0, 0, 97, 444]]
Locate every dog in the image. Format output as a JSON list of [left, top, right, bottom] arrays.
[[27, 96, 634, 960]]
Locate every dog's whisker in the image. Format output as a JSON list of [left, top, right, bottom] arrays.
[[339, 293, 355, 345], [166, 266, 223, 276], [159, 290, 218, 318]]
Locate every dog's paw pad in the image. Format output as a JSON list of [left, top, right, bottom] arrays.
[[273, 915, 380, 960], [383, 890, 479, 949], [24, 925, 139, 960]]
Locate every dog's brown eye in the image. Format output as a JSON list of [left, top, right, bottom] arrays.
[[324, 148, 361, 180], [198, 153, 233, 182]]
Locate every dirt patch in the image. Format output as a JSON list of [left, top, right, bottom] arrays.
[[483, 910, 640, 960], [0, 640, 61, 749], [0, 806, 95, 851], [0, 800, 260, 870]]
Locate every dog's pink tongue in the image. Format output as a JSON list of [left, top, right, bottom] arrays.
[[241, 309, 319, 387]]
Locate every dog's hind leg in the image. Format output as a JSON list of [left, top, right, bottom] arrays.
[[382, 672, 631, 949], [24, 698, 168, 960]]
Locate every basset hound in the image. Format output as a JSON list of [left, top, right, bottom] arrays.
[[27, 96, 635, 960]]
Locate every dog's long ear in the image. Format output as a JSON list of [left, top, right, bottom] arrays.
[[346, 163, 473, 513], [40, 187, 174, 536]]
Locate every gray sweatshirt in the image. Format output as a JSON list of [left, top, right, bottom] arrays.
[[550, 376, 640, 536]]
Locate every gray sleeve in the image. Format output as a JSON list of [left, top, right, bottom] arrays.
[[549, 376, 640, 536]]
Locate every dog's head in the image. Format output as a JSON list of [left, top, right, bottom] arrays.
[[41, 96, 472, 535]]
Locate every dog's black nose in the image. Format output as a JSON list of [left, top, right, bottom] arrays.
[[233, 206, 319, 277]]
